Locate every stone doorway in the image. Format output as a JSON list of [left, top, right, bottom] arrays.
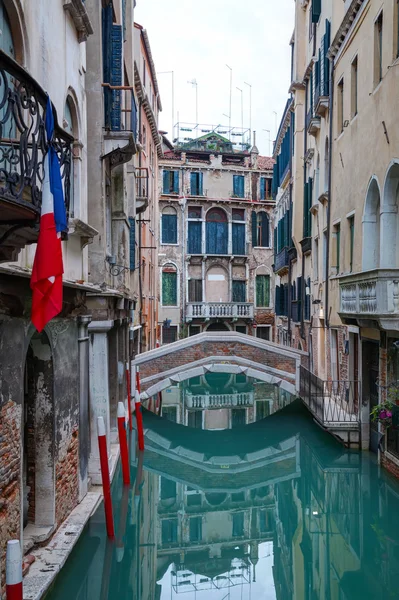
[[23, 332, 55, 550]]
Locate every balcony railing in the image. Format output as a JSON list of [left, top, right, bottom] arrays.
[[274, 247, 289, 274], [186, 392, 254, 409], [186, 302, 254, 321], [136, 167, 149, 213], [300, 366, 360, 428], [339, 269, 399, 326], [0, 50, 72, 258]]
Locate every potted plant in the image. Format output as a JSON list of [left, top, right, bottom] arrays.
[[371, 400, 394, 427]]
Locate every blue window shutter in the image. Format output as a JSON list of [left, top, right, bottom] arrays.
[[199, 173, 203, 196], [261, 212, 269, 247], [190, 172, 196, 195], [232, 223, 245, 255], [312, 0, 321, 23], [110, 25, 122, 131], [233, 175, 238, 196], [232, 280, 246, 303], [252, 211, 258, 247], [206, 222, 227, 254], [173, 171, 179, 194], [188, 221, 202, 254], [129, 217, 135, 270], [162, 214, 177, 244], [102, 5, 113, 129], [239, 176, 244, 198], [274, 227, 277, 258], [260, 177, 266, 200], [131, 93, 137, 138], [163, 170, 170, 193], [122, 0, 126, 41]]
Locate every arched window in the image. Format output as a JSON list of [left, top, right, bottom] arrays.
[[252, 211, 270, 247], [0, 2, 15, 57], [162, 264, 178, 306], [362, 178, 380, 270], [381, 163, 399, 268], [161, 206, 177, 244], [206, 208, 228, 255]]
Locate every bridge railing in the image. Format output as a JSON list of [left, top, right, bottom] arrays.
[[299, 366, 360, 425]]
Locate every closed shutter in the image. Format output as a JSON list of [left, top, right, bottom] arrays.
[[233, 175, 239, 196], [163, 170, 170, 193], [303, 182, 309, 238], [320, 35, 326, 95], [274, 227, 277, 257], [102, 5, 113, 129], [122, 0, 126, 40], [232, 280, 246, 303], [188, 221, 202, 254], [190, 172, 197, 195], [173, 171, 179, 194], [131, 93, 137, 139], [312, 0, 321, 23], [256, 275, 270, 307], [324, 20, 331, 96], [239, 175, 244, 198], [110, 25, 123, 131], [206, 222, 228, 254], [162, 214, 177, 244], [261, 212, 269, 247], [129, 217, 135, 270], [233, 175, 244, 198], [199, 173, 203, 196], [275, 285, 281, 315], [162, 272, 177, 306], [232, 223, 245, 255], [252, 211, 258, 247]]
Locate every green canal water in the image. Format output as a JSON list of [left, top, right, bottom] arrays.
[[47, 377, 399, 599]]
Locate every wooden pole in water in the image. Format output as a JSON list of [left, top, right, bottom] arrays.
[[97, 417, 115, 539], [117, 402, 130, 485], [126, 362, 133, 431]]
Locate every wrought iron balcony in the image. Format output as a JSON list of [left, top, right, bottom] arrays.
[[186, 392, 254, 409], [274, 247, 289, 275], [0, 50, 72, 261], [339, 269, 399, 330], [306, 108, 321, 137], [186, 302, 254, 321]]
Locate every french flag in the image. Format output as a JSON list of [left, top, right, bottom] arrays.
[[30, 97, 67, 333]]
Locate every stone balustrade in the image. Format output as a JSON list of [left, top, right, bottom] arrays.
[[186, 302, 254, 321], [186, 392, 254, 409]]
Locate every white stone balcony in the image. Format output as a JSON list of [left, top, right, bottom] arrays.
[[186, 392, 254, 409], [186, 302, 254, 321], [339, 269, 399, 330]]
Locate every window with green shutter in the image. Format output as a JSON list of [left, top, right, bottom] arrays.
[[233, 175, 245, 198], [162, 268, 178, 306], [128, 217, 135, 270], [256, 275, 270, 307], [190, 172, 203, 196]]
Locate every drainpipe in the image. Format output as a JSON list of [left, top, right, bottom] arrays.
[[78, 314, 91, 502], [287, 109, 294, 344], [301, 81, 309, 340], [180, 195, 187, 332], [325, 58, 335, 329], [138, 100, 143, 350]]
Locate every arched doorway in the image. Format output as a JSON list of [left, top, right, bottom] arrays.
[[23, 332, 55, 534]]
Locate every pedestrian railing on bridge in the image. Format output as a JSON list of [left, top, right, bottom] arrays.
[[299, 366, 360, 427]]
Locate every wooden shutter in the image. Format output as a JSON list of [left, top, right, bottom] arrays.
[[199, 173, 203, 196], [324, 20, 331, 96], [162, 272, 177, 306], [190, 172, 197, 195], [173, 171, 179, 194], [260, 177, 266, 200], [312, 0, 321, 23], [303, 182, 309, 238], [162, 214, 177, 244], [232, 280, 246, 303], [261, 212, 269, 247], [129, 217, 135, 270], [163, 170, 170, 193], [102, 5, 113, 129], [188, 279, 202, 302], [233, 175, 239, 196], [239, 176, 244, 198], [110, 25, 123, 131], [207, 222, 227, 254], [188, 221, 202, 254], [252, 211, 258, 247], [256, 275, 269, 307], [275, 285, 280, 315], [232, 223, 245, 255]]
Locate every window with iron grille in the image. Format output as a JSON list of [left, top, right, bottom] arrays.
[[162, 325, 178, 344]]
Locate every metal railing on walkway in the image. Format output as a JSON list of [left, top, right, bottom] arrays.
[[299, 366, 360, 426]]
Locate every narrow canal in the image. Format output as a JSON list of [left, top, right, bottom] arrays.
[[47, 376, 399, 599]]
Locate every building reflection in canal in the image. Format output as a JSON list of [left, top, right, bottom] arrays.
[[47, 401, 399, 600]]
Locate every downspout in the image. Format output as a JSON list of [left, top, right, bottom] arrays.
[[138, 100, 143, 350], [301, 80, 309, 340], [287, 108, 294, 343], [78, 314, 91, 501], [325, 57, 335, 329]]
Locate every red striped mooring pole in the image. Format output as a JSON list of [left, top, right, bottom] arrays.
[[6, 540, 22, 600], [97, 417, 115, 539], [126, 362, 133, 431], [117, 402, 130, 485]]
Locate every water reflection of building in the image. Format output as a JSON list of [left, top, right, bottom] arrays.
[[160, 372, 293, 429]]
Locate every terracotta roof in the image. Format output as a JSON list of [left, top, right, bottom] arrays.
[[257, 156, 274, 170]]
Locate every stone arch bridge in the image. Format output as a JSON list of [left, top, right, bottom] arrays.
[[133, 332, 309, 399]]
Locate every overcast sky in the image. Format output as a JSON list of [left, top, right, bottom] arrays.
[[135, 0, 294, 156]]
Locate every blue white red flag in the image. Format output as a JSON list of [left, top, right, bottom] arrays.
[[30, 97, 66, 332]]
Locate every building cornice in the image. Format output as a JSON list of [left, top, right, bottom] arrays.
[[328, 0, 366, 60], [273, 98, 294, 158], [134, 62, 163, 158]]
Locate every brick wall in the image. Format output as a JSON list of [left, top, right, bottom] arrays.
[[138, 339, 305, 390], [55, 429, 79, 526], [0, 401, 22, 591]]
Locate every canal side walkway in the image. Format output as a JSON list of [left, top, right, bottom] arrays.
[[22, 444, 120, 600]]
